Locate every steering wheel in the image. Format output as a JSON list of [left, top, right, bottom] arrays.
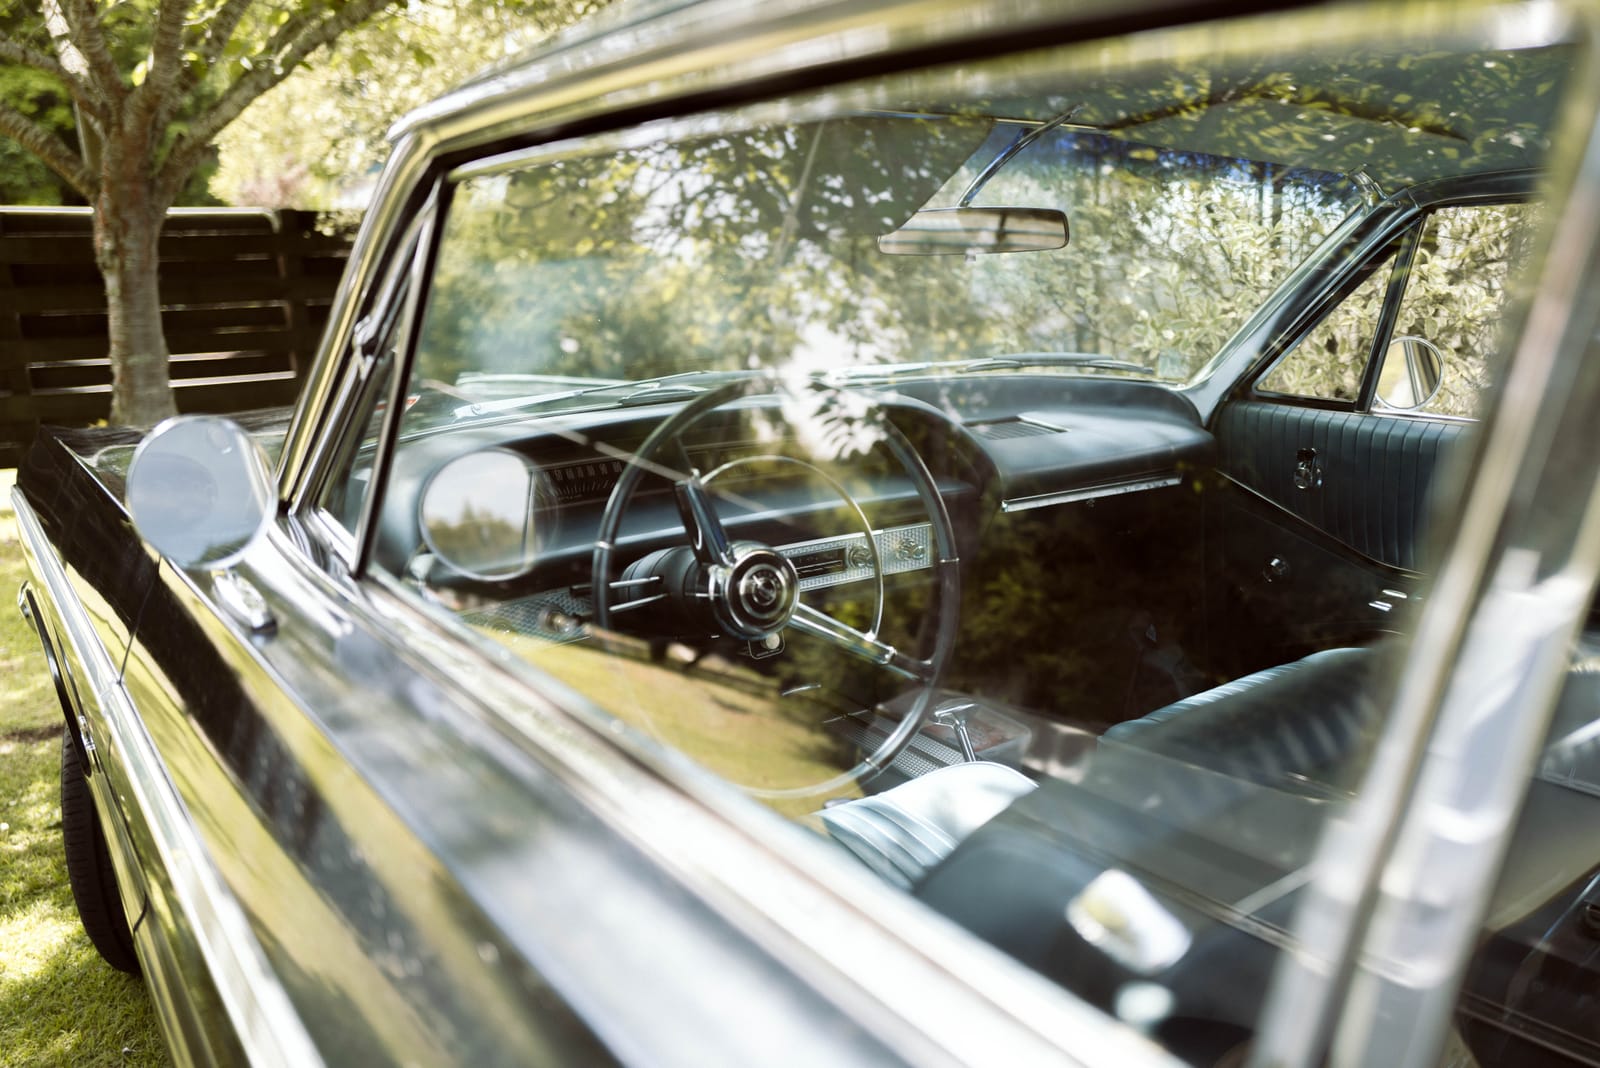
[[591, 376, 961, 798]]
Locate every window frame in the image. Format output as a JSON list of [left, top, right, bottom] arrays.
[[1245, 176, 1542, 423], [297, 185, 445, 576]]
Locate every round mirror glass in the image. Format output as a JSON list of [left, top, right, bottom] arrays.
[[419, 449, 542, 580], [126, 415, 274, 569], [1376, 334, 1444, 410]]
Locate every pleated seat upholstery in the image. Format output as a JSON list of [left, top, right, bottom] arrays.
[[1101, 646, 1382, 796], [820, 762, 1037, 888]]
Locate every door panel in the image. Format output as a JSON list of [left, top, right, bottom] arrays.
[[1216, 400, 1466, 573]]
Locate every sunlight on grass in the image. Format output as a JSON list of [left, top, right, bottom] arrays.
[[0, 529, 170, 1067], [494, 631, 865, 820]]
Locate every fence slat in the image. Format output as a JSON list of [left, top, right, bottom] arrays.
[[0, 207, 355, 458]]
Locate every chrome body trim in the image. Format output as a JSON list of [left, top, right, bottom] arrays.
[[1001, 476, 1181, 512], [10, 489, 326, 1068]]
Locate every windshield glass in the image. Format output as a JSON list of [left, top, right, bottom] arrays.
[[406, 115, 1360, 429]]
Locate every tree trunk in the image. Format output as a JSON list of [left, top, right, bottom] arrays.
[[94, 184, 176, 427]]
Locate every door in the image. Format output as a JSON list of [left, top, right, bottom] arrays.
[[1210, 195, 1542, 671]]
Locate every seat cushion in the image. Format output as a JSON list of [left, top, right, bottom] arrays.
[[1102, 646, 1382, 796], [820, 762, 1037, 888]]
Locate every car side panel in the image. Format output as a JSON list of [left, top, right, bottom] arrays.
[[118, 553, 593, 1066], [18, 428, 156, 672]]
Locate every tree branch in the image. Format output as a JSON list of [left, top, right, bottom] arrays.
[[58, 0, 128, 104], [0, 101, 95, 199], [193, 0, 256, 71], [0, 32, 70, 80], [157, 0, 395, 205], [128, 0, 193, 131]]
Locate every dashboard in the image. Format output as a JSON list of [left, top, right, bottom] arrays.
[[376, 374, 1216, 656]]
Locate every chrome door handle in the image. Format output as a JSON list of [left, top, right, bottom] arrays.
[[1294, 447, 1322, 490]]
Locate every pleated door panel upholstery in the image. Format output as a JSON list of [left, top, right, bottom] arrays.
[[1216, 400, 1468, 573]]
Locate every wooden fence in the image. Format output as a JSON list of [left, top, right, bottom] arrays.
[[0, 207, 354, 467]]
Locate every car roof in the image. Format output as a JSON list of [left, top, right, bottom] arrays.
[[391, 0, 1571, 194]]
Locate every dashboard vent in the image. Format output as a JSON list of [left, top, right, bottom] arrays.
[[969, 417, 1065, 440]]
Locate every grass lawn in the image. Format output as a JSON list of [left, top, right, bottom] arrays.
[[0, 472, 169, 1067]]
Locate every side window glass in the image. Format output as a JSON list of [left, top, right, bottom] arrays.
[[1257, 246, 1398, 402], [1376, 203, 1542, 418], [1254, 244, 1395, 402]]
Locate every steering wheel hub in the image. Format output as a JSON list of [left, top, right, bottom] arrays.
[[715, 546, 800, 639]]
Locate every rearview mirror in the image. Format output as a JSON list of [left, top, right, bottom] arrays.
[[126, 415, 274, 569], [878, 207, 1069, 256]]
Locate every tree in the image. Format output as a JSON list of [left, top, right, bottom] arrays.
[[0, 0, 438, 425], [211, 3, 579, 210]]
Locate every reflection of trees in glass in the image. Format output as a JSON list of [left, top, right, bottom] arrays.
[[1261, 247, 1397, 401], [427, 505, 525, 576], [409, 115, 1359, 396], [1259, 204, 1540, 412], [1390, 203, 1541, 418]]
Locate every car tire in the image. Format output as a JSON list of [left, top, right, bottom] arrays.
[[59, 729, 140, 975]]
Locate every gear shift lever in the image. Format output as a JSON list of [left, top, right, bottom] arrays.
[[931, 700, 979, 762]]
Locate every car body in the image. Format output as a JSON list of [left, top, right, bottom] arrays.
[[14, 0, 1600, 1065]]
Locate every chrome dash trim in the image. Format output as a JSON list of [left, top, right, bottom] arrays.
[[10, 490, 326, 1068], [1000, 475, 1181, 513], [777, 522, 933, 590]]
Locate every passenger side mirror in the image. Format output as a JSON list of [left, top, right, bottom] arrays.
[[1376, 334, 1444, 410], [126, 415, 275, 569], [419, 449, 543, 580]]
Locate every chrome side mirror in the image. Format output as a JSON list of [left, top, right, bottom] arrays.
[[126, 415, 275, 569], [1376, 334, 1445, 410]]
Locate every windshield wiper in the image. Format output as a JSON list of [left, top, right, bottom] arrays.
[[821, 353, 1156, 383]]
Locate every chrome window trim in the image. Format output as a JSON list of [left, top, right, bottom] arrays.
[[280, 135, 434, 504], [10, 490, 326, 1068], [296, 194, 439, 574]]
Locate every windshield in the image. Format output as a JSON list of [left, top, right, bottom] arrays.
[[406, 114, 1360, 430]]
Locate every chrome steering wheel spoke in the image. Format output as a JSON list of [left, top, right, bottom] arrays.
[[787, 602, 933, 682]]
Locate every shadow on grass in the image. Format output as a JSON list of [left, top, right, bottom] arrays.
[[0, 733, 169, 1067], [7, 724, 61, 745]]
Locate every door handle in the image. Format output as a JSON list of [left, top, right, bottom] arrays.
[[1294, 447, 1322, 491]]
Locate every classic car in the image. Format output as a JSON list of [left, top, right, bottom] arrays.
[[14, 0, 1600, 1064]]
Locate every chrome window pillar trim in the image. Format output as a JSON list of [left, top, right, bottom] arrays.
[[353, 186, 442, 577], [290, 183, 440, 576], [1251, 21, 1600, 1067], [279, 133, 434, 507], [10, 491, 326, 1068]]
